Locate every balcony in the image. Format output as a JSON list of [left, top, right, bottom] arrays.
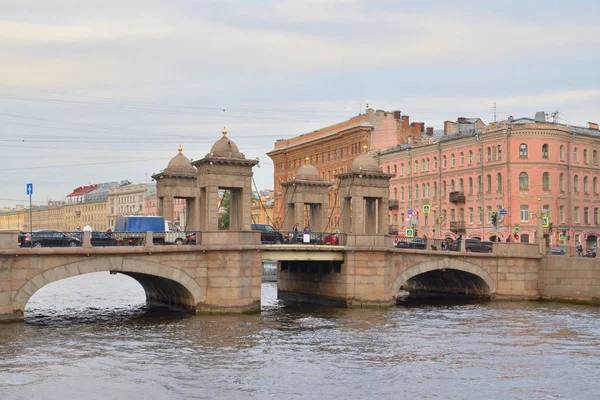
[[449, 191, 466, 204], [450, 220, 466, 234], [389, 199, 399, 210], [388, 224, 399, 235]]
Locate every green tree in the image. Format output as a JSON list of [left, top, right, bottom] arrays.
[[218, 190, 230, 230]]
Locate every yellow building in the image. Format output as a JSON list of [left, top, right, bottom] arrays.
[[23, 202, 65, 231], [0, 205, 26, 231]]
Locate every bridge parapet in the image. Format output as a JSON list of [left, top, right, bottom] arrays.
[[0, 231, 18, 249]]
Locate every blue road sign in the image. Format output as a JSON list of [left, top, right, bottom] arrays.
[[499, 209, 507, 215], [542, 217, 549, 228], [405, 228, 414, 238], [422, 204, 430, 214], [407, 209, 413, 215], [26, 183, 33, 195]]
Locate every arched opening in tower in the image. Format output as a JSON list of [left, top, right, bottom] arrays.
[[398, 269, 491, 303]]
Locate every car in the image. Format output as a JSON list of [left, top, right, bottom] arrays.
[[186, 232, 197, 245], [394, 237, 427, 249], [251, 224, 284, 244], [90, 232, 118, 247], [323, 233, 340, 245], [585, 249, 597, 258], [464, 238, 493, 253], [292, 232, 324, 245], [19, 230, 80, 248], [550, 247, 566, 255]]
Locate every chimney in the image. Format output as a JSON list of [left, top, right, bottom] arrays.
[[535, 111, 546, 123], [411, 122, 425, 133], [457, 117, 467, 123], [426, 127, 434, 136], [393, 111, 401, 120], [588, 122, 599, 130], [443, 121, 451, 135]]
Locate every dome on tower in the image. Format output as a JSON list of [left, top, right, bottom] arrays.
[[296, 160, 321, 181], [166, 146, 195, 173], [208, 127, 245, 159], [350, 152, 380, 173]]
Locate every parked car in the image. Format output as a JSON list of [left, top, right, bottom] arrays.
[[323, 233, 340, 245], [292, 232, 324, 245], [186, 232, 197, 245], [251, 224, 284, 244], [20, 230, 80, 248], [395, 237, 427, 249], [90, 232, 118, 247], [464, 238, 493, 253], [550, 247, 566, 255]]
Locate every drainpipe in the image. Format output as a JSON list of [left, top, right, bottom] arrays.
[[476, 134, 484, 239], [567, 131, 574, 246], [438, 142, 442, 238], [506, 125, 512, 239]]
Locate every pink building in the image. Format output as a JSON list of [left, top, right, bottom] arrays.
[[144, 197, 188, 228], [379, 113, 600, 250]]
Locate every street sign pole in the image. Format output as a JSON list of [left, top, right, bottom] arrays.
[[26, 183, 33, 233]]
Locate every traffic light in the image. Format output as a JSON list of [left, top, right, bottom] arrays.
[[414, 228, 418, 237], [491, 212, 498, 227], [514, 233, 519, 241]]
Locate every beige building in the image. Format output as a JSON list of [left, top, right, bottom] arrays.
[[108, 182, 156, 229], [0, 205, 26, 231]]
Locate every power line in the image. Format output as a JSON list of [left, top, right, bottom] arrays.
[[0, 158, 170, 172]]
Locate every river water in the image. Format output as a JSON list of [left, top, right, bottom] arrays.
[[1, 273, 599, 400]]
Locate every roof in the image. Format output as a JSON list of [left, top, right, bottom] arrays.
[[270, 121, 373, 153], [66, 185, 99, 198]]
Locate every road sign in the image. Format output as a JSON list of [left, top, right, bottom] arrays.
[[407, 209, 413, 215], [26, 183, 33, 195], [499, 209, 507, 215], [422, 204, 430, 214], [514, 225, 520, 234], [405, 228, 414, 238], [541, 217, 549, 228], [558, 232, 566, 241]]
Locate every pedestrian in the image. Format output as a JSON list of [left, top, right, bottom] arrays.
[[293, 223, 299, 234], [75, 226, 83, 241], [303, 224, 311, 234], [577, 243, 584, 257], [506, 236, 511, 243]]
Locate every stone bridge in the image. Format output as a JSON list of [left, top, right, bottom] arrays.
[[3, 231, 599, 322]]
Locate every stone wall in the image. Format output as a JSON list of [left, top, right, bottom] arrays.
[[538, 256, 600, 303]]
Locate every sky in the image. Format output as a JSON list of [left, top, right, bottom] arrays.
[[1, 0, 599, 208]]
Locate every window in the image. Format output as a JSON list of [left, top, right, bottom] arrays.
[[519, 172, 529, 190], [433, 182, 437, 199], [542, 172, 550, 191], [393, 188, 397, 200], [560, 145, 565, 161], [584, 149, 589, 164], [486, 174, 492, 193], [594, 177, 598, 194], [386, 166, 390, 174], [574, 206, 580, 223], [542, 205, 551, 219], [519, 143, 528, 158], [426, 183, 431, 198], [487, 147, 492, 161], [450, 179, 455, 192], [426, 158, 430, 171], [451, 154, 455, 167], [400, 187, 405, 201], [415, 184, 419, 200], [497, 145, 502, 160], [422, 185, 426, 199], [468, 177, 473, 195], [574, 148, 579, 162], [559, 173, 565, 192], [433, 157, 438, 169], [459, 178, 464, 192], [595, 207, 599, 224], [442, 156, 447, 168], [497, 173, 502, 192], [393, 165, 397, 175], [468, 150, 473, 164], [468, 208, 474, 224], [574, 175, 579, 192], [542, 144, 549, 158], [584, 207, 590, 224], [478, 207, 483, 224], [520, 205, 530, 222], [593, 150, 598, 166], [486, 206, 492, 222], [400, 163, 404, 176], [421, 159, 426, 171], [584, 176, 589, 194], [559, 205, 565, 223], [450, 209, 455, 223], [460, 152, 464, 166], [442, 181, 447, 198], [414, 160, 419, 173]]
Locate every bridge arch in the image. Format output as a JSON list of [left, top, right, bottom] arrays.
[[14, 257, 205, 315], [391, 257, 496, 297]]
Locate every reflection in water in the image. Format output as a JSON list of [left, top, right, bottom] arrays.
[[0, 272, 598, 399]]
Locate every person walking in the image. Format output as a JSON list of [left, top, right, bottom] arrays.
[[293, 223, 299, 234], [577, 242, 584, 257], [303, 224, 311, 234]]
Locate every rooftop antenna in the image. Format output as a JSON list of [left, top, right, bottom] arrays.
[[550, 110, 559, 123]]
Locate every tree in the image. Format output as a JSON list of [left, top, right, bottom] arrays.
[[218, 190, 231, 230]]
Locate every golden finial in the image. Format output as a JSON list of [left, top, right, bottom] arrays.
[[305, 156, 310, 164], [178, 145, 182, 153], [222, 127, 227, 136], [363, 144, 368, 152]]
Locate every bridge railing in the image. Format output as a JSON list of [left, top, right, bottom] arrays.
[[111, 231, 200, 246], [278, 231, 345, 246], [17, 231, 201, 248], [546, 246, 596, 258]]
